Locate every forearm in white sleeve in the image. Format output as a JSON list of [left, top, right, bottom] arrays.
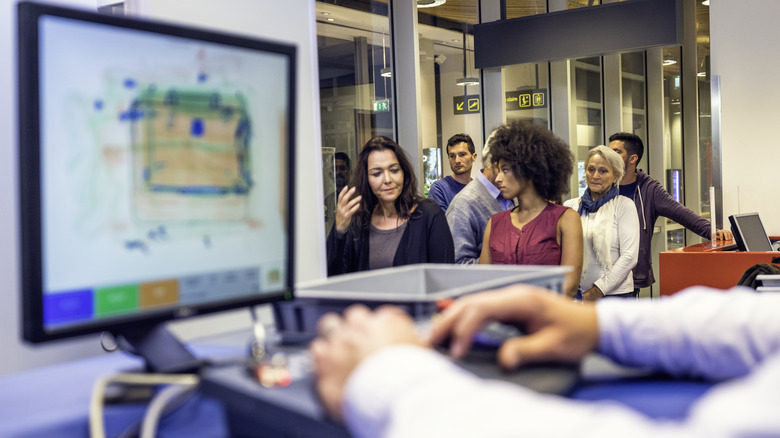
[[342, 345, 674, 438], [597, 286, 780, 380]]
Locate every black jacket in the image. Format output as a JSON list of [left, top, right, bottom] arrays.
[[327, 199, 455, 276]]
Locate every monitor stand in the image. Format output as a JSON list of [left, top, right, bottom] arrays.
[[118, 323, 206, 373]]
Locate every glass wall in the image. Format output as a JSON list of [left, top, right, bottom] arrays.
[[502, 2, 549, 133], [696, 0, 712, 218], [503, 62, 550, 127], [417, 0, 481, 193], [315, 1, 394, 232], [572, 56, 604, 197], [662, 46, 686, 249], [621, 52, 647, 140], [505, 0, 547, 18]]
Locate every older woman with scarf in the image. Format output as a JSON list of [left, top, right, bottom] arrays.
[[564, 146, 639, 300]]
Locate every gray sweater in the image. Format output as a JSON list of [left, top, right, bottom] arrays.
[[445, 178, 505, 264]]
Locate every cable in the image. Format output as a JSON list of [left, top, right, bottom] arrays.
[[140, 381, 199, 438], [89, 373, 200, 438]]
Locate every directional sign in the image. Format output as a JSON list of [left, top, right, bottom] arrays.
[[505, 88, 548, 111], [454, 94, 480, 115]]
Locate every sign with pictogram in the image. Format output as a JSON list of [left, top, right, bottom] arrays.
[[453, 95, 480, 115], [505, 88, 548, 111], [373, 100, 390, 112]]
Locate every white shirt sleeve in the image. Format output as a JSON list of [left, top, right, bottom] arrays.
[[341, 287, 780, 438], [343, 345, 663, 438], [597, 286, 780, 379]]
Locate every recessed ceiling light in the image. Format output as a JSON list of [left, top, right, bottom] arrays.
[[697, 71, 706, 77], [380, 68, 392, 78], [417, 0, 446, 8], [702, 0, 710, 5], [663, 58, 677, 66], [326, 18, 335, 22], [321, 12, 331, 16], [451, 39, 460, 43]]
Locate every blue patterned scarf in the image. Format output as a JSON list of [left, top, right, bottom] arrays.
[[578, 185, 619, 216]]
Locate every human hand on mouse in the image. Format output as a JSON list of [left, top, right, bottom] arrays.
[[310, 304, 429, 422], [428, 285, 600, 371]]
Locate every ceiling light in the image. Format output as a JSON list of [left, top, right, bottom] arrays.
[[456, 77, 479, 86], [697, 71, 706, 77], [702, 0, 710, 5], [663, 58, 677, 66], [380, 68, 392, 78], [326, 18, 334, 22], [321, 12, 331, 16], [417, 0, 446, 8]]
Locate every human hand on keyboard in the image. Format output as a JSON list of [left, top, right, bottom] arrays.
[[309, 305, 427, 422], [429, 284, 599, 370]]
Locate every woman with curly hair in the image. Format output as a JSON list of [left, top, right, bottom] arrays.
[[327, 136, 454, 276], [479, 121, 583, 298]]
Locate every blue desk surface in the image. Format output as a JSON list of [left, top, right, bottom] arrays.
[[0, 344, 238, 438], [0, 344, 712, 437]]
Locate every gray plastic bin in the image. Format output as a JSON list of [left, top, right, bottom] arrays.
[[273, 264, 569, 343]]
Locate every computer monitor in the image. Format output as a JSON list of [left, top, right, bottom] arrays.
[[17, 1, 296, 372], [728, 213, 773, 252]]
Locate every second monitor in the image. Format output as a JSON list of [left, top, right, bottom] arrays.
[[728, 213, 773, 252]]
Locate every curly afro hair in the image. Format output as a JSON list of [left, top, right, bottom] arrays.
[[488, 121, 574, 204]]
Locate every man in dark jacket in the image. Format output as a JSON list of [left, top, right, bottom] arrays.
[[608, 132, 732, 292]]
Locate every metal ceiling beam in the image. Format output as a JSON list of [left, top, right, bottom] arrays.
[[474, 0, 682, 69]]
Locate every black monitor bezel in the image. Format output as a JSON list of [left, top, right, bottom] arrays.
[[18, 1, 296, 343], [728, 212, 772, 252]]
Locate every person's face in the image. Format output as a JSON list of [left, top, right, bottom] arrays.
[[609, 140, 635, 172], [494, 159, 523, 200], [585, 154, 618, 199], [367, 149, 404, 204], [447, 142, 477, 176], [335, 159, 350, 187]]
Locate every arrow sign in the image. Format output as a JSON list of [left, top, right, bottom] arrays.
[[453, 95, 480, 115]]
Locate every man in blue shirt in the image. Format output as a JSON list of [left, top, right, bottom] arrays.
[[428, 133, 477, 211], [445, 133, 513, 264]]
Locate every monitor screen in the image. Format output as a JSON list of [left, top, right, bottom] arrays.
[[18, 1, 296, 360], [729, 213, 772, 252]]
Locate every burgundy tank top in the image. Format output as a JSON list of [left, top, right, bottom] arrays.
[[488, 203, 567, 266]]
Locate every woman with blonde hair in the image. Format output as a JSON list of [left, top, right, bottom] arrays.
[[564, 145, 639, 300]]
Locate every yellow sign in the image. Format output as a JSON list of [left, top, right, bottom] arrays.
[[453, 95, 480, 114], [505, 88, 548, 110]]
